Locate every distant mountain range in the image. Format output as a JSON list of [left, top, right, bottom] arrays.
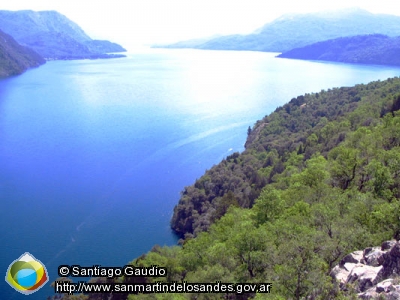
[[0, 29, 45, 78], [155, 8, 400, 53], [0, 10, 126, 60], [152, 35, 222, 49], [278, 34, 400, 66]]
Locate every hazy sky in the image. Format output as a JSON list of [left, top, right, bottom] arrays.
[[2, 0, 400, 50]]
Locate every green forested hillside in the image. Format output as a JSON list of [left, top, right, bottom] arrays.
[[53, 77, 400, 299], [0, 29, 45, 77], [130, 78, 400, 300], [278, 34, 400, 66], [171, 78, 398, 237]]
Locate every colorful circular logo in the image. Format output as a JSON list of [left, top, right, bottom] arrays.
[[5, 252, 49, 295]]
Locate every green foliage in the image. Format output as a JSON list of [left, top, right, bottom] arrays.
[[50, 77, 400, 299], [253, 187, 284, 224], [164, 77, 400, 299], [329, 146, 360, 190], [172, 78, 400, 236]]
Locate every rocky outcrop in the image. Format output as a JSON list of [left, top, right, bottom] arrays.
[[331, 240, 400, 299]]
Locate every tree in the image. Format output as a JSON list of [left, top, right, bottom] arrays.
[[329, 146, 359, 190], [247, 126, 252, 136]]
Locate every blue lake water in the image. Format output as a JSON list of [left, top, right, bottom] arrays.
[[1, 49, 400, 299]]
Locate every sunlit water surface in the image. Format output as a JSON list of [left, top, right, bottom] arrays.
[[1, 49, 399, 299]]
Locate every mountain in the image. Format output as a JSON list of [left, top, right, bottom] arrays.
[[170, 76, 400, 237], [278, 34, 400, 66], [48, 77, 400, 299], [152, 35, 222, 49], [0, 10, 126, 60], [156, 8, 400, 52], [137, 77, 400, 299], [0, 28, 45, 78]]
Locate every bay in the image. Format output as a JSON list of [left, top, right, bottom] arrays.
[[1, 49, 399, 299]]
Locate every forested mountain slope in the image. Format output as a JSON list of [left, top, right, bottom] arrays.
[[172, 77, 400, 237], [0, 28, 45, 77], [136, 77, 400, 300], [53, 77, 400, 299], [278, 34, 400, 66]]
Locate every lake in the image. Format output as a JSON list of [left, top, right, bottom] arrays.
[[1, 49, 399, 299]]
